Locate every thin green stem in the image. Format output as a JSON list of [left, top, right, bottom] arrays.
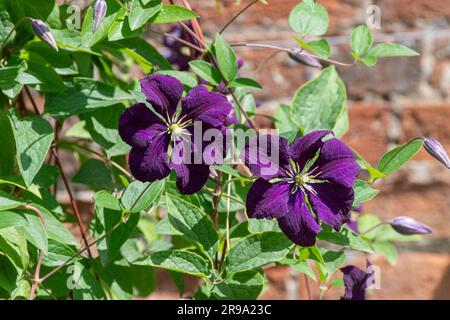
[[225, 174, 232, 251], [39, 221, 123, 283], [361, 222, 386, 236], [219, 0, 260, 34], [230, 42, 356, 67]]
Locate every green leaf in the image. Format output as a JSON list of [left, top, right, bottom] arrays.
[[129, 0, 162, 31], [8, 110, 53, 187], [372, 241, 397, 265], [378, 139, 423, 175], [332, 105, 349, 138], [149, 5, 198, 24], [130, 265, 157, 297], [114, 37, 172, 71], [212, 270, 265, 300], [45, 78, 133, 119], [83, 105, 130, 158], [94, 191, 121, 211], [157, 70, 197, 89], [290, 66, 346, 134], [42, 240, 78, 267], [275, 104, 299, 134], [247, 218, 280, 233], [308, 39, 331, 58], [214, 33, 238, 82], [0, 176, 41, 198], [279, 257, 316, 281], [25, 42, 78, 76], [72, 262, 106, 300], [289, 1, 329, 36], [166, 195, 218, 257], [295, 37, 331, 58], [135, 250, 210, 277], [22, 209, 48, 253], [81, 0, 122, 47], [33, 165, 59, 188], [0, 192, 25, 212], [353, 179, 379, 207], [0, 10, 14, 47], [228, 77, 262, 89], [34, 204, 77, 246], [368, 43, 419, 58], [0, 211, 28, 230], [226, 232, 291, 273], [20, 51, 66, 93], [0, 256, 18, 294], [350, 25, 373, 57], [121, 180, 165, 213], [318, 248, 346, 278], [93, 205, 140, 266], [317, 225, 373, 253], [189, 60, 222, 86], [0, 227, 29, 269], [108, 8, 142, 41], [72, 159, 114, 191]]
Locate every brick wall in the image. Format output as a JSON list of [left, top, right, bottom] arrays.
[[181, 0, 450, 300]]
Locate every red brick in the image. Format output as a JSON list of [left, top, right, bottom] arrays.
[[343, 102, 391, 165]]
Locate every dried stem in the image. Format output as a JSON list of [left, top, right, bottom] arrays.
[[51, 148, 92, 257], [24, 86, 40, 115], [180, 0, 206, 47]]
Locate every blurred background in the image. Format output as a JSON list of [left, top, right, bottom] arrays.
[[55, 0, 450, 299]]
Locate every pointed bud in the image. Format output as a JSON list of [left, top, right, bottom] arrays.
[[30, 19, 58, 51], [93, 0, 107, 33], [422, 137, 450, 169], [390, 216, 432, 235], [288, 51, 322, 68], [209, 166, 218, 179]]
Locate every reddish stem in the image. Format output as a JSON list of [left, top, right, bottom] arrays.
[[51, 148, 92, 257]]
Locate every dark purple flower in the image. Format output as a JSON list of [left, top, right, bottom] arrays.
[[422, 137, 450, 169], [390, 216, 432, 235], [288, 51, 322, 68], [164, 24, 200, 71], [242, 131, 359, 246], [341, 261, 374, 300], [93, 0, 107, 33], [30, 19, 58, 51], [119, 74, 232, 194]]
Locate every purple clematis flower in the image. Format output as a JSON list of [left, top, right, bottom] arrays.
[[119, 74, 231, 194], [341, 261, 374, 300], [242, 130, 360, 246]]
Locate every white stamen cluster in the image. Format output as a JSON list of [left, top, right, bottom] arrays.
[[285, 161, 322, 195]]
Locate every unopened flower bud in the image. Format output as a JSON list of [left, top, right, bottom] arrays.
[[391, 216, 432, 235], [422, 137, 450, 169], [93, 0, 107, 33], [288, 51, 322, 68], [30, 19, 58, 51], [209, 166, 218, 179]]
